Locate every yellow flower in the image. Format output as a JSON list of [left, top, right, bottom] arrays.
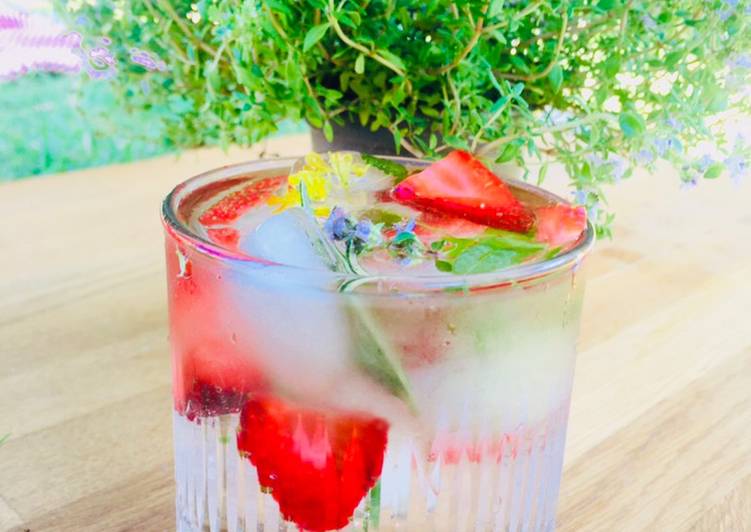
[[265, 152, 369, 216]]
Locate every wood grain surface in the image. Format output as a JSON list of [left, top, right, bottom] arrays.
[[1, 134, 750, 532]]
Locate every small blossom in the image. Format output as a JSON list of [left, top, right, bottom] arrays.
[[636, 149, 655, 165], [573, 189, 588, 205], [354, 220, 372, 242], [724, 155, 747, 182], [323, 207, 353, 241], [666, 116, 684, 132], [728, 54, 751, 69], [395, 218, 416, 235], [681, 177, 698, 190], [654, 136, 683, 157], [696, 154, 714, 172], [641, 14, 658, 30], [544, 108, 572, 127]]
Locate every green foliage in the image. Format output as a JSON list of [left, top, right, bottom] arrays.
[[56, 0, 751, 232], [0, 74, 171, 180]]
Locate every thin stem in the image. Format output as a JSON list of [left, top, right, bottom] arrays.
[[326, 0, 405, 77], [389, 124, 424, 158], [264, 3, 288, 39], [497, 9, 568, 82], [471, 97, 513, 152], [483, 0, 544, 33], [476, 112, 617, 157], [154, 0, 219, 57], [434, 1, 491, 75], [447, 75, 462, 136]]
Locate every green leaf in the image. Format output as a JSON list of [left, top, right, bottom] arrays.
[[619, 111, 645, 138], [346, 300, 413, 405], [323, 120, 334, 142], [360, 208, 403, 226], [355, 53, 365, 74], [489, 0, 505, 18], [303, 23, 330, 52], [435, 260, 453, 272], [362, 153, 409, 182], [377, 50, 406, 72], [452, 244, 517, 274], [596, 0, 617, 11], [703, 162, 723, 179], [548, 64, 563, 93]]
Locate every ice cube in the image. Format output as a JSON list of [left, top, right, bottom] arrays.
[[239, 207, 342, 271]]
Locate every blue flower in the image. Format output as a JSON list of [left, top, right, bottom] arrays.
[[666, 116, 684, 132], [654, 137, 683, 157], [681, 177, 698, 190], [395, 218, 416, 235], [696, 154, 714, 172], [354, 220, 372, 242], [729, 54, 751, 69], [324, 207, 354, 241], [724, 155, 747, 182], [636, 149, 655, 165], [641, 14, 658, 30], [573, 189, 588, 205]]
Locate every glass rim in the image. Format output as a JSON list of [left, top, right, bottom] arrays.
[[161, 156, 595, 291]]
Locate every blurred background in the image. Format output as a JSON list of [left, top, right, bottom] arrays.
[[0, 0, 304, 181]]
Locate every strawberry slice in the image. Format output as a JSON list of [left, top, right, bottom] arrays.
[[413, 211, 488, 244], [199, 175, 286, 226], [534, 204, 587, 248], [175, 342, 265, 421], [237, 397, 388, 531], [206, 227, 240, 248], [392, 150, 535, 233]]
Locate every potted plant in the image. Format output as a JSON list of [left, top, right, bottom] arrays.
[[59, 0, 750, 234]]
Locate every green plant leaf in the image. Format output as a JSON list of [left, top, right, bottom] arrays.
[[703, 162, 724, 179], [619, 111, 645, 138], [548, 64, 563, 93], [378, 50, 406, 72], [355, 53, 365, 74], [362, 153, 409, 181], [323, 120, 334, 142], [303, 23, 330, 52], [452, 244, 517, 274]]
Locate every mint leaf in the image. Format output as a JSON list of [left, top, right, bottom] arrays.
[[346, 298, 413, 406], [359, 208, 402, 226], [452, 244, 518, 274], [362, 153, 409, 182]]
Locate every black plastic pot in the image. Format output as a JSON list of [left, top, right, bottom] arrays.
[[310, 120, 399, 156]]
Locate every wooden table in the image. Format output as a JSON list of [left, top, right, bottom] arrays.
[[1, 135, 750, 531]]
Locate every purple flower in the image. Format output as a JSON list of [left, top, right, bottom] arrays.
[[696, 154, 714, 172], [724, 155, 747, 182], [666, 116, 684, 132], [395, 218, 416, 235], [654, 137, 683, 157], [324, 207, 354, 241], [681, 177, 698, 190], [354, 220, 372, 242], [573, 189, 587, 205], [641, 14, 658, 30], [609, 154, 627, 181], [729, 54, 751, 69], [636, 149, 655, 165]]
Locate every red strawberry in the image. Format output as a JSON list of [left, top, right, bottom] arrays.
[[206, 227, 240, 248], [199, 175, 286, 226], [165, 240, 265, 419], [534, 204, 587, 247], [392, 150, 535, 233], [237, 397, 388, 531], [175, 342, 265, 421], [413, 211, 488, 244]]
